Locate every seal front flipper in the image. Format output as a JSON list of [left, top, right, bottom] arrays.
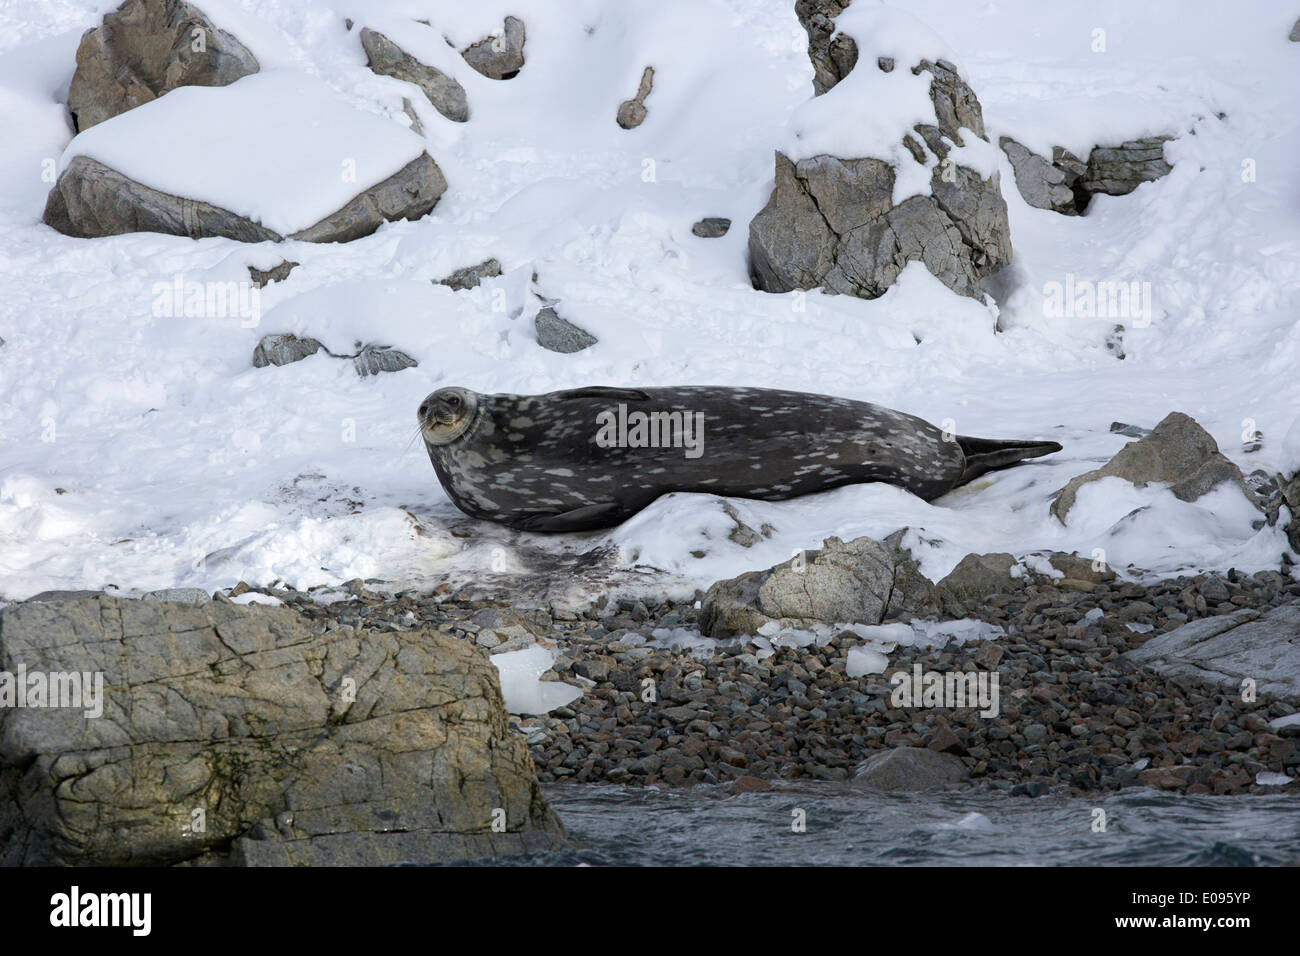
[[513, 502, 630, 533], [552, 386, 650, 402]]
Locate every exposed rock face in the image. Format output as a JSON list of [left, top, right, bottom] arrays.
[[461, 16, 526, 79], [439, 257, 502, 291], [68, 0, 259, 131], [1127, 602, 1300, 698], [699, 535, 938, 638], [248, 260, 298, 288], [360, 27, 469, 123], [795, 0, 857, 95], [534, 306, 597, 353], [0, 596, 566, 866], [937, 552, 1017, 603], [352, 344, 418, 377], [748, 57, 1012, 301], [616, 66, 655, 129], [691, 217, 731, 238], [1000, 136, 1173, 215], [851, 746, 969, 790], [1291, 18, 1300, 41], [1278, 471, 1300, 552], [1051, 412, 1260, 523], [252, 333, 324, 368], [45, 153, 447, 242]]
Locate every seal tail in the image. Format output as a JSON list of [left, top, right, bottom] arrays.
[[955, 435, 1062, 485]]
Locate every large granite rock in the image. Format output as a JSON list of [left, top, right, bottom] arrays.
[[851, 746, 969, 790], [749, 56, 1012, 301], [1126, 602, 1300, 698], [937, 552, 1017, 603], [461, 16, 526, 79], [1051, 412, 1260, 523], [361, 27, 468, 123], [68, 0, 259, 131], [699, 535, 937, 638], [44, 152, 447, 243], [1000, 135, 1173, 215], [0, 596, 566, 866]]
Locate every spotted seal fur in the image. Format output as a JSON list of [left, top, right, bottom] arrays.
[[417, 385, 1062, 532]]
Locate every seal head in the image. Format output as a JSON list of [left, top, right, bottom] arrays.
[[418, 386, 478, 445]]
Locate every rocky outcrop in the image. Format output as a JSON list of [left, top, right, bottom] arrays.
[[1126, 602, 1300, 698], [252, 335, 417, 376], [795, 0, 857, 95], [44, 152, 447, 242], [360, 27, 469, 123], [439, 257, 502, 291], [699, 535, 938, 638], [1000, 136, 1173, 215], [68, 0, 259, 131], [1051, 412, 1260, 523], [749, 57, 1012, 301], [0, 596, 566, 866], [851, 746, 969, 790], [616, 66, 655, 129], [534, 306, 597, 353], [1277, 471, 1300, 553], [461, 16, 526, 79]]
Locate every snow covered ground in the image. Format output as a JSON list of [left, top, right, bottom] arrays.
[[1, 0, 1299, 605]]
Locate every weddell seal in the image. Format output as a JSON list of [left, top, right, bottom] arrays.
[[417, 385, 1062, 532]]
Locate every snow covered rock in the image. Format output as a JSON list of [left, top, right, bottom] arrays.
[[534, 306, 597, 353], [1126, 601, 1300, 698], [616, 66, 655, 129], [0, 596, 567, 865], [851, 746, 969, 790], [67, 0, 259, 131], [691, 217, 731, 238], [361, 26, 469, 123], [351, 344, 418, 377], [438, 257, 502, 290], [248, 259, 298, 288], [1051, 412, 1260, 523], [45, 72, 448, 242], [461, 16, 526, 80], [749, 7, 1011, 301], [999, 136, 1173, 214], [252, 333, 324, 368], [796, 0, 857, 96], [698, 535, 938, 638]]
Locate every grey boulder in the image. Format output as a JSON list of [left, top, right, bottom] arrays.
[[1000, 135, 1173, 215], [0, 596, 567, 865], [45, 152, 447, 243], [68, 0, 259, 131], [439, 257, 502, 291], [851, 746, 969, 790], [699, 534, 937, 638], [616, 66, 655, 130], [534, 306, 597, 353], [1126, 602, 1300, 698], [252, 333, 324, 368], [749, 57, 1011, 301], [461, 16, 526, 79], [1051, 412, 1260, 523], [937, 552, 1018, 603], [361, 27, 468, 123], [795, 0, 857, 96]]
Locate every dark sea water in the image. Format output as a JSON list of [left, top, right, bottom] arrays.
[[456, 783, 1300, 866]]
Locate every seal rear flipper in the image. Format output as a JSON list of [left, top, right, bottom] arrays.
[[552, 386, 650, 403], [513, 502, 630, 533], [956, 435, 1063, 485]]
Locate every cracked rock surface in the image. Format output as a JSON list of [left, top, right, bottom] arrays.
[[0, 596, 566, 866], [699, 535, 938, 638], [748, 58, 1011, 301]]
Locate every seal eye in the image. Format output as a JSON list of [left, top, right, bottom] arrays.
[[418, 403, 429, 418], [447, 395, 461, 410]]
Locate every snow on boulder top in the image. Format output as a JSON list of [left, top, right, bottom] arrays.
[[781, 1, 963, 174], [59, 70, 429, 236]]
